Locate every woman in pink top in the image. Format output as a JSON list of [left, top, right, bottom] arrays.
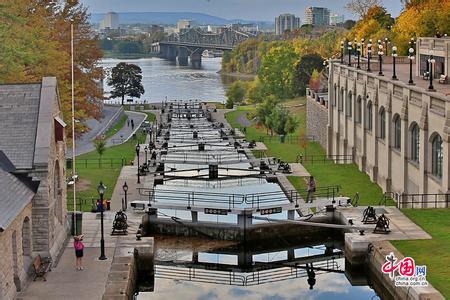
[[74, 235, 84, 271]]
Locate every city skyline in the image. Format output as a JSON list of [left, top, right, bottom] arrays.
[[79, 0, 403, 21]]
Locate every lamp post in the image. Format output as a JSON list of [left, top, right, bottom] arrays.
[[392, 46, 398, 80], [356, 43, 361, 69], [122, 181, 128, 211], [347, 41, 352, 66], [340, 40, 344, 64], [367, 39, 372, 72], [428, 51, 436, 91], [378, 40, 384, 76], [408, 38, 415, 85], [98, 181, 107, 260], [135, 144, 141, 184], [144, 146, 148, 164], [383, 37, 390, 56], [361, 38, 365, 58]]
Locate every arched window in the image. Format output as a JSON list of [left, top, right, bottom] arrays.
[[333, 85, 337, 107], [365, 101, 373, 131], [431, 134, 443, 178], [338, 88, 344, 111], [378, 107, 386, 139], [393, 115, 401, 149], [54, 160, 62, 223], [355, 97, 362, 123], [410, 124, 420, 163], [22, 217, 31, 257], [346, 92, 352, 117]]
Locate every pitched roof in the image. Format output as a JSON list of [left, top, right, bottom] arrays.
[[0, 83, 42, 169], [0, 167, 36, 231]]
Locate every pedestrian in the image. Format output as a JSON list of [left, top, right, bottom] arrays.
[[306, 176, 316, 203], [306, 263, 316, 290], [74, 235, 84, 271], [127, 119, 130, 127], [131, 119, 134, 130]]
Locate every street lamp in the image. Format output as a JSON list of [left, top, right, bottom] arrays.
[[384, 37, 390, 56], [340, 40, 344, 64], [408, 38, 415, 85], [428, 50, 436, 91], [97, 181, 107, 260], [347, 41, 352, 66], [356, 43, 361, 69], [144, 146, 148, 164], [392, 46, 398, 80], [378, 40, 384, 76], [361, 38, 365, 57], [135, 144, 141, 184], [367, 39, 372, 72], [122, 181, 128, 211]]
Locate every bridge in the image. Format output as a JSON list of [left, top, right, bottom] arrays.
[[153, 26, 255, 68]]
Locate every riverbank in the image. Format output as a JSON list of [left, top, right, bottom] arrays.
[[218, 70, 256, 80], [102, 50, 158, 59]]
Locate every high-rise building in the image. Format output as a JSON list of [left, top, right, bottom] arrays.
[[100, 12, 119, 30], [275, 14, 301, 35], [305, 7, 330, 26], [330, 13, 345, 26], [177, 19, 195, 32]]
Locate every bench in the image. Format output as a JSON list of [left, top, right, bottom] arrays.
[[33, 255, 52, 281]]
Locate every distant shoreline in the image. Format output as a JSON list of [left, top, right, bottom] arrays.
[[218, 71, 256, 80]]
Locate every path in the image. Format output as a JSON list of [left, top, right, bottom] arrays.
[[236, 112, 251, 127]]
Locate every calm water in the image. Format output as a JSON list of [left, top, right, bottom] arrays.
[[102, 57, 234, 104]]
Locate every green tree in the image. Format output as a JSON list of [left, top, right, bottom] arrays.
[[267, 105, 299, 142], [113, 41, 143, 54], [293, 53, 324, 96], [107, 62, 145, 105], [94, 137, 106, 158], [256, 95, 279, 135], [225, 80, 248, 108]]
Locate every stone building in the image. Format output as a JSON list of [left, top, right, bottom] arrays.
[[0, 77, 68, 299], [323, 44, 450, 203]]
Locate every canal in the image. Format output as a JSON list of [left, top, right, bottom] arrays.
[[102, 57, 235, 104]]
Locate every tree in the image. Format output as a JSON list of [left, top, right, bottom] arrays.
[[293, 53, 324, 96], [345, 0, 383, 19], [343, 20, 357, 30], [108, 62, 145, 105], [225, 80, 248, 108], [267, 104, 299, 142], [256, 95, 279, 135], [94, 137, 106, 167]]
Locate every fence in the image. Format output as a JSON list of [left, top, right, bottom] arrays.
[[67, 158, 129, 169], [67, 197, 97, 212], [296, 154, 354, 164], [257, 135, 316, 144], [398, 193, 450, 209]]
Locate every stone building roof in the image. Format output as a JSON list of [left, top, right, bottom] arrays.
[[0, 78, 61, 170]]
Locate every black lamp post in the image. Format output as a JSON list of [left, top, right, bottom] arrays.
[[392, 46, 398, 80], [361, 38, 365, 58], [144, 146, 148, 164], [122, 181, 128, 211], [378, 40, 384, 76], [353, 38, 357, 55], [98, 181, 107, 260], [356, 43, 361, 69], [340, 40, 344, 64], [135, 144, 141, 184], [347, 41, 352, 66], [384, 38, 390, 56], [408, 38, 415, 85], [428, 51, 436, 91], [367, 39, 372, 72]]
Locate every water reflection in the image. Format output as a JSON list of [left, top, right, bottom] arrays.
[[102, 57, 244, 104], [137, 236, 381, 300]]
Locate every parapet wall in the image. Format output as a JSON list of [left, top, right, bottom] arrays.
[[306, 91, 328, 150]]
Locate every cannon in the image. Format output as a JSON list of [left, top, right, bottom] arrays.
[[111, 211, 128, 235]]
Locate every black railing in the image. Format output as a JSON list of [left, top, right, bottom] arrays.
[[296, 154, 354, 164], [258, 135, 316, 144], [379, 192, 395, 206], [398, 193, 450, 209], [67, 158, 128, 169], [297, 185, 341, 202], [67, 197, 97, 212]]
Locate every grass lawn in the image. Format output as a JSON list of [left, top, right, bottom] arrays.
[[104, 114, 127, 139], [391, 209, 450, 299], [226, 100, 393, 206]]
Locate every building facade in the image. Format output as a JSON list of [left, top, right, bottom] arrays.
[[417, 37, 449, 79], [275, 14, 301, 35], [326, 61, 450, 202], [305, 7, 330, 26], [100, 12, 119, 30], [329, 13, 345, 26], [0, 77, 68, 299]]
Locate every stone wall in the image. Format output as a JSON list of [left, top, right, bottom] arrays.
[[0, 203, 32, 300], [306, 92, 328, 150]]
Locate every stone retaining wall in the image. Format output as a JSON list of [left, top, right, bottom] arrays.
[[306, 94, 328, 150]]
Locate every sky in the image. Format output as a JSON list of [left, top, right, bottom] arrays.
[[78, 0, 403, 21]]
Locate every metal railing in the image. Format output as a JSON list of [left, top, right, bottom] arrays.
[[67, 158, 128, 169], [257, 135, 316, 144], [398, 193, 450, 209], [67, 197, 97, 212], [297, 185, 341, 203], [296, 154, 354, 164]]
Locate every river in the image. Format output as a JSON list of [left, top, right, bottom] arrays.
[[102, 57, 236, 104]]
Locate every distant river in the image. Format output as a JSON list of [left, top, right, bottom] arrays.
[[102, 57, 240, 104]]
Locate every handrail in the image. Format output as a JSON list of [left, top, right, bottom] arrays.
[[296, 154, 353, 164], [398, 193, 450, 209]]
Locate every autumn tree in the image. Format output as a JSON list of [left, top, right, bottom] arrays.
[[293, 54, 324, 96], [345, 0, 383, 19], [107, 62, 145, 105], [225, 80, 248, 108]]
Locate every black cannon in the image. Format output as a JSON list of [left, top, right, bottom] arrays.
[[373, 214, 391, 234], [248, 140, 257, 148], [362, 206, 378, 224], [278, 161, 291, 173], [111, 211, 128, 235]]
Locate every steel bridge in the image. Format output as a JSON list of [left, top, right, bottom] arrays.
[[154, 27, 255, 68]]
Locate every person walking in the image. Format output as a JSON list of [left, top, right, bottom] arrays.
[[131, 119, 135, 130], [74, 235, 84, 271], [127, 119, 130, 127], [306, 176, 316, 203]]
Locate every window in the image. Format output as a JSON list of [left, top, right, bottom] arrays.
[[379, 107, 386, 139], [365, 101, 373, 131], [346, 92, 352, 117], [333, 85, 337, 107], [338, 89, 343, 111], [431, 134, 443, 178], [410, 124, 420, 163], [393, 115, 401, 149], [355, 97, 362, 123]]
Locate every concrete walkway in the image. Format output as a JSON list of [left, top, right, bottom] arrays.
[[105, 111, 147, 147]]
